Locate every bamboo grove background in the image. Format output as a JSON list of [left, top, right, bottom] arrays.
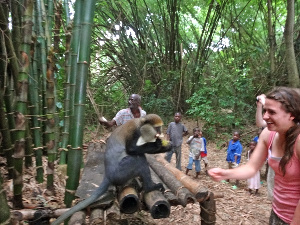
[[0, 0, 299, 223]]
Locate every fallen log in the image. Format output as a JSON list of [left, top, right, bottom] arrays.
[[146, 155, 195, 206], [155, 155, 209, 202], [90, 208, 104, 225], [150, 168, 180, 206], [68, 211, 86, 225], [200, 192, 216, 225], [12, 208, 70, 221], [106, 201, 121, 221], [118, 186, 139, 214], [143, 190, 170, 219]]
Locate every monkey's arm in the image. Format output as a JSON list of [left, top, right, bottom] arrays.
[[126, 138, 171, 155]]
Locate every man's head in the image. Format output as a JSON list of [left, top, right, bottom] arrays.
[[128, 94, 141, 109]]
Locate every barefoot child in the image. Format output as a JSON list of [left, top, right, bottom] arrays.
[[247, 141, 261, 195], [185, 127, 204, 178], [200, 131, 209, 175]]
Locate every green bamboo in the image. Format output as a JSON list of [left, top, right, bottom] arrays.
[[4, 79, 16, 144], [13, 0, 34, 208], [11, 0, 21, 61], [63, 0, 71, 25], [29, 20, 44, 182], [45, 49, 57, 192], [0, 171, 11, 224], [59, 0, 83, 165], [0, 97, 14, 179], [53, 1, 62, 162], [0, 21, 14, 179], [64, 0, 97, 207], [40, 0, 51, 49], [47, 0, 54, 42], [36, 0, 57, 192], [0, 3, 19, 95], [24, 120, 33, 168], [35, 0, 48, 137]]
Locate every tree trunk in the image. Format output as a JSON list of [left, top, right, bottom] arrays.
[[59, 0, 83, 165], [285, 0, 299, 87], [28, 32, 44, 183], [13, 0, 34, 209], [267, 0, 276, 78], [64, 0, 97, 207]]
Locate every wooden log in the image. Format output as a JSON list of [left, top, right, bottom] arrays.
[[200, 192, 216, 225], [68, 211, 86, 225], [118, 186, 139, 214], [106, 201, 121, 222], [155, 155, 209, 202], [146, 155, 195, 206], [12, 208, 70, 220], [143, 190, 170, 219], [90, 208, 104, 225], [150, 168, 180, 206]]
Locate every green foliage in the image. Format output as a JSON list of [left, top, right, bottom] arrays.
[[186, 61, 258, 140], [143, 94, 174, 119]]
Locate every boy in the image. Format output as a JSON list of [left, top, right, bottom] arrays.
[[185, 127, 203, 178], [226, 131, 243, 187], [164, 112, 188, 170]]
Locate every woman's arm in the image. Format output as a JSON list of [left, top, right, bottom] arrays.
[[209, 128, 270, 181]]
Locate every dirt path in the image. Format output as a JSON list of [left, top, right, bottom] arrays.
[[153, 119, 272, 225]]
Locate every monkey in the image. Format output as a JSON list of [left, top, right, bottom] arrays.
[[52, 114, 171, 225]]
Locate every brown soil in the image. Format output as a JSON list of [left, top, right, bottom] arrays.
[[1, 119, 272, 225]]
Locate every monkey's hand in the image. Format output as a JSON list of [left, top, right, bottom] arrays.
[[148, 138, 172, 154], [161, 139, 169, 147]]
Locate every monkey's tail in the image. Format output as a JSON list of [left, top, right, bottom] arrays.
[[51, 177, 110, 225]]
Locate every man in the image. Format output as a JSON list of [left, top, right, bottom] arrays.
[[99, 94, 146, 128]]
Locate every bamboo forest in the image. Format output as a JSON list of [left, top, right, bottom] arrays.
[[0, 0, 299, 224]]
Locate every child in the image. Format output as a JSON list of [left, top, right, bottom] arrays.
[[226, 131, 243, 187], [165, 112, 188, 170], [247, 141, 261, 195], [200, 131, 209, 175], [185, 127, 203, 178]]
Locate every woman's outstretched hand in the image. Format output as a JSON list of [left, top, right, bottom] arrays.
[[208, 168, 227, 182]]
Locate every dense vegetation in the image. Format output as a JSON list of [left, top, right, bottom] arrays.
[[0, 0, 299, 223]]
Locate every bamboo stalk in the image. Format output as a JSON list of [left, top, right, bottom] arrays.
[[144, 190, 170, 219], [146, 155, 195, 206], [118, 186, 139, 214], [155, 155, 209, 202], [69, 211, 87, 225]]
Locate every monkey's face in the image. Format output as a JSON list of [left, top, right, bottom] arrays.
[[137, 124, 159, 146], [136, 114, 165, 146]]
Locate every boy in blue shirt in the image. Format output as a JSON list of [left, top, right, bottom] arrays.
[[226, 131, 243, 187]]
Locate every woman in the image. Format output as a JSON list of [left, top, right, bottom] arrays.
[[209, 87, 300, 225]]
